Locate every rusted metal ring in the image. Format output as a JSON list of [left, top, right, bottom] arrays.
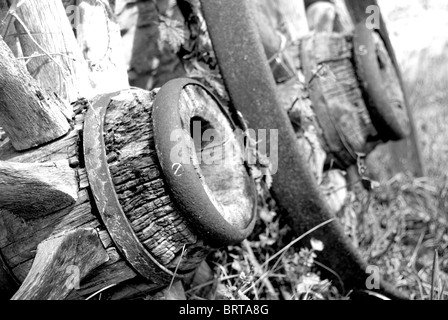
[[353, 22, 411, 141], [84, 91, 190, 284], [153, 78, 258, 247]]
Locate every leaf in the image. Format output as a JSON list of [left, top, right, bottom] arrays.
[[158, 17, 186, 52]]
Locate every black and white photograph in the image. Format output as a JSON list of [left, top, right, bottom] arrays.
[[0, 0, 447, 306]]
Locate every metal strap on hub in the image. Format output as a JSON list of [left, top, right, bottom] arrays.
[[83, 91, 189, 284]]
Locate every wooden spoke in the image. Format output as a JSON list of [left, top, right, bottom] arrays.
[[11, 228, 109, 300], [0, 160, 78, 220], [333, 0, 355, 33], [0, 38, 70, 151], [306, 1, 336, 32], [13, 0, 91, 113]]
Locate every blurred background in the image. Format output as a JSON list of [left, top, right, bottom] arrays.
[[379, 0, 448, 178]]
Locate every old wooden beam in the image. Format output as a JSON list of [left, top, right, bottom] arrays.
[[11, 228, 109, 300], [0, 160, 78, 220], [0, 100, 138, 300], [0, 38, 70, 151]]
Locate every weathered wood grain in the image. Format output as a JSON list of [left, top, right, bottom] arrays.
[[0, 160, 78, 220], [11, 228, 109, 300], [0, 38, 70, 151], [14, 0, 91, 114], [104, 89, 210, 272], [0, 100, 139, 299], [300, 32, 380, 167]]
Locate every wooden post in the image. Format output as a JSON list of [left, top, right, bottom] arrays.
[[0, 38, 70, 151], [0, 160, 78, 220], [13, 0, 92, 115]]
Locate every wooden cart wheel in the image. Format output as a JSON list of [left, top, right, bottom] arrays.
[[353, 22, 411, 141], [84, 81, 257, 284], [343, 0, 424, 178], [201, 0, 408, 300], [153, 78, 257, 247], [300, 32, 382, 168], [0, 81, 257, 299]]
